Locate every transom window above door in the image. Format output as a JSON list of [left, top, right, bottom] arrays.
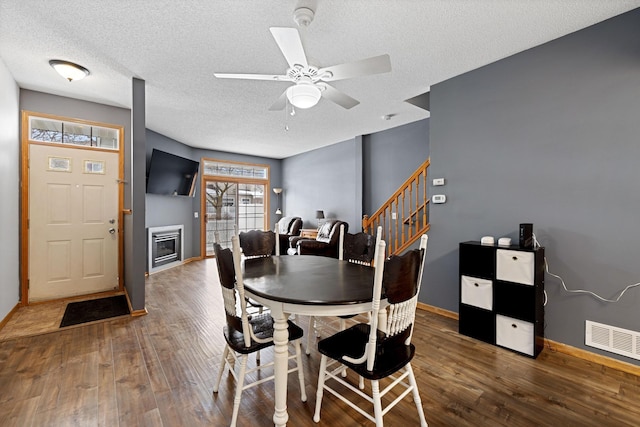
[[202, 159, 268, 179], [28, 115, 119, 150]]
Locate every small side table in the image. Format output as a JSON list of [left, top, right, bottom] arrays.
[[300, 228, 319, 239]]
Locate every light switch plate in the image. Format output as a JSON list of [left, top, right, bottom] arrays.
[[432, 194, 446, 204], [433, 178, 445, 186]]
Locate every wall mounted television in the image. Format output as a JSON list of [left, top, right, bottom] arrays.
[[146, 149, 199, 197]]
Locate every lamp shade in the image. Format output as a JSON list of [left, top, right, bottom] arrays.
[[49, 60, 89, 82], [315, 210, 325, 219], [286, 83, 321, 109], [273, 187, 283, 215]]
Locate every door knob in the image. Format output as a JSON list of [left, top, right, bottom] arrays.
[[108, 228, 116, 234]]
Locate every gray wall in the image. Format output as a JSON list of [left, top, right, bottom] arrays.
[[282, 138, 362, 231], [363, 119, 429, 215], [0, 58, 20, 321], [145, 131, 200, 260], [281, 121, 429, 234], [426, 9, 640, 365], [146, 130, 284, 259]]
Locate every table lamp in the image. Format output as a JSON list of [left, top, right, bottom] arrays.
[[315, 210, 324, 229]]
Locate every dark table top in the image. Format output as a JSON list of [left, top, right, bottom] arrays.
[[242, 255, 375, 306]]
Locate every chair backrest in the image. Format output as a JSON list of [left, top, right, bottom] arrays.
[[213, 235, 272, 348], [382, 234, 427, 344], [275, 216, 302, 235], [213, 241, 247, 344], [288, 217, 303, 235], [338, 224, 379, 266], [316, 220, 348, 244], [345, 234, 428, 371], [239, 229, 276, 258]]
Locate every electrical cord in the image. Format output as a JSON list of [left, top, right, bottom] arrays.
[[533, 233, 640, 303]]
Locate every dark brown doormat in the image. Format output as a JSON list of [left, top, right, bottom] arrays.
[[60, 295, 130, 328]]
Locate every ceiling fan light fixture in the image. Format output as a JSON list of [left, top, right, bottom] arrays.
[[49, 59, 90, 82], [286, 83, 321, 109]]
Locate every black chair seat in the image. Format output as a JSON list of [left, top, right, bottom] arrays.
[[317, 323, 415, 380], [224, 313, 304, 354]]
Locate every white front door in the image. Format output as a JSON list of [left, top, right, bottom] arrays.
[[28, 144, 119, 302]]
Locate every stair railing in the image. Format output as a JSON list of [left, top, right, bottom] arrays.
[[362, 158, 430, 256]]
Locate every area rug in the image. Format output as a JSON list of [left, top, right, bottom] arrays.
[[60, 295, 130, 328]]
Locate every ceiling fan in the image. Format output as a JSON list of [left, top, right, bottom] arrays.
[[214, 27, 391, 110]]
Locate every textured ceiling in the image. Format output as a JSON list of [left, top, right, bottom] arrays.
[[1, 1, 638, 159]]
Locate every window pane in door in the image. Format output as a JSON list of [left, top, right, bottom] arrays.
[[204, 180, 266, 256]]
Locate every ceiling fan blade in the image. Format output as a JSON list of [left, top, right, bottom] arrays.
[[269, 27, 308, 68], [320, 83, 360, 109], [214, 73, 289, 81], [268, 90, 287, 111], [318, 54, 391, 82]]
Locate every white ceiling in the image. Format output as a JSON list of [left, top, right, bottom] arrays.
[[1, 1, 638, 159]]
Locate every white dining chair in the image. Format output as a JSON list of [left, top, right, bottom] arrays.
[[313, 234, 429, 427], [212, 235, 306, 427]]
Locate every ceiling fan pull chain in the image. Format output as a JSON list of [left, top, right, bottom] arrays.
[[284, 98, 294, 132]]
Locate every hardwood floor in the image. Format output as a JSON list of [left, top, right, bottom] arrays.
[[1, 258, 638, 426], [0, 293, 129, 342]]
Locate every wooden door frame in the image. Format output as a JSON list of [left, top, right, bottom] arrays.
[[199, 159, 271, 258], [20, 110, 125, 305]]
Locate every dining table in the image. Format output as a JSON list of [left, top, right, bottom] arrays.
[[241, 254, 378, 427]]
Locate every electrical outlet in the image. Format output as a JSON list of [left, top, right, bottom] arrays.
[[391, 212, 397, 220], [194, 212, 199, 218]]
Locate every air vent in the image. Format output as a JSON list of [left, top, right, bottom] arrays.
[[585, 321, 640, 361]]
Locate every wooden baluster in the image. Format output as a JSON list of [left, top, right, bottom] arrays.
[[394, 196, 399, 253], [401, 191, 406, 249], [422, 167, 427, 228], [410, 178, 415, 231]]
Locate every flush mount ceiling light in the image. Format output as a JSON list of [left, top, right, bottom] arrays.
[[286, 82, 322, 109], [49, 59, 90, 82]]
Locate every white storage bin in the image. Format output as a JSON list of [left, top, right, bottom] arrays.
[[461, 275, 493, 310], [496, 249, 534, 286], [496, 314, 534, 356]]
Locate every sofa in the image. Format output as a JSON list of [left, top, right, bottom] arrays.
[[289, 219, 349, 258]]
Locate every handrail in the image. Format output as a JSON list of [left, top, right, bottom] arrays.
[[363, 158, 430, 256], [403, 200, 429, 225]]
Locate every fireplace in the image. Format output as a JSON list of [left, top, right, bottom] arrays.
[[148, 225, 184, 273]]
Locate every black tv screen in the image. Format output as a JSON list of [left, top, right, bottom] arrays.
[[146, 149, 199, 196]]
